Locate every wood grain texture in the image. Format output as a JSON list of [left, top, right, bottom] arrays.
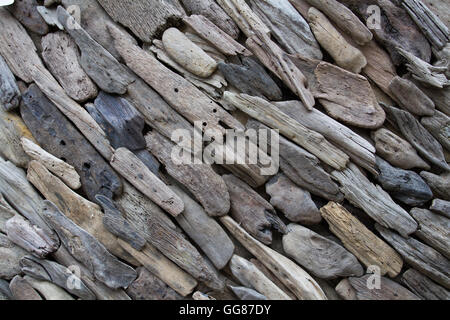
[[0, 55, 20, 111], [7, 0, 49, 35], [420, 172, 450, 201], [127, 267, 182, 300], [402, 268, 450, 300], [0, 234, 28, 280], [430, 199, 450, 219], [320, 202, 403, 278], [421, 110, 450, 152]]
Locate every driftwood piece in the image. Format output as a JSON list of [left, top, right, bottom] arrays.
[[42, 200, 137, 289], [118, 240, 197, 297], [0, 55, 20, 111], [9, 276, 42, 300], [53, 244, 131, 300], [320, 202, 403, 277], [145, 131, 230, 217], [308, 7, 366, 73], [402, 268, 450, 300], [0, 279, 12, 300], [127, 267, 182, 300], [421, 110, 450, 152], [410, 208, 450, 259], [36, 6, 64, 30], [0, 194, 15, 234], [162, 28, 217, 78], [420, 172, 450, 201], [0, 234, 28, 280], [336, 275, 420, 300], [224, 92, 349, 170], [7, 0, 49, 35], [95, 195, 146, 251], [283, 224, 363, 280], [21, 84, 121, 201], [402, 0, 449, 50], [376, 224, 450, 289], [183, 15, 248, 56], [5, 215, 59, 259], [371, 128, 430, 170], [133, 149, 160, 176], [230, 255, 291, 300], [110, 148, 183, 217], [247, 120, 343, 201], [180, 0, 239, 39], [383, 103, 449, 171], [221, 216, 327, 300], [224, 174, 286, 245], [57, 6, 134, 95], [23, 275, 74, 300], [332, 163, 418, 237], [171, 185, 234, 270], [430, 199, 450, 219], [250, 0, 322, 59], [0, 107, 32, 168], [274, 99, 377, 173], [388, 76, 435, 116], [109, 24, 244, 134], [41, 31, 97, 102], [97, 0, 185, 42], [218, 57, 282, 101], [20, 256, 95, 300], [375, 157, 433, 206], [229, 286, 267, 300], [266, 174, 321, 225], [21, 137, 81, 190]]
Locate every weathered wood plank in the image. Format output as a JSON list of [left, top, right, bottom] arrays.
[[41, 31, 98, 102], [221, 216, 327, 300], [320, 202, 403, 278], [376, 224, 450, 289], [430, 199, 450, 219], [21, 137, 81, 190], [283, 224, 363, 280], [7, 0, 49, 35], [126, 267, 182, 300], [402, 268, 450, 300], [420, 172, 450, 201], [0, 55, 20, 111], [421, 110, 450, 152]]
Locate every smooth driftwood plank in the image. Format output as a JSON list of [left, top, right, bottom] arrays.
[[383, 103, 449, 171], [9, 276, 42, 300], [250, 0, 322, 59], [308, 7, 366, 73], [0, 107, 32, 168], [162, 28, 217, 78], [145, 131, 230, 217], [430, 199, 450, 219], [0, 234, 28, 280], [118, 240, 197, 297], [97, 0, 185, 42], [171, 185, 234, 270], [421, 110, 450, 153], [57, 6, 134, 95], [0, 8, 46, 83], [224, 174, 286, 245], [230, 255, 291, 300], [246, 120, 343, 202], [0, 55, 20, 111], [224, 92, 349, 170], [127, 267, 182, 300], [183, 15, 249, 56], [26, 160, 133, 264], [410, 208, 450, 259], [110, 147, 184, 217], [274, 99, 376, 174], [420, 172, 450, 201], [221, 216, 327, 300], [320, 202, 403, 278], [388, 76, 435, 116], [376, 224, 450, 289], [180, 0, 239, 39], [336, 275, 420, 300], [371, 128, 430, 170], [304, 0, 372, 45], [42, 200, 137, 289], [109, 24, 244, 135], [41, 31, 98, 102], [53, 244, 131, 300], [21, 137, 81, 190], [7, 0, 48, 35], [218, 57, 282, 101], [21, 84, 121, 201], [402, 268, 450, 300], [266, 174, 321, 225], [332, 163, 418, 237], [5, 215, 59, 259], [283, 224, 363, 280], [20, 256, 95, 300], [375, 156, 433, 206]]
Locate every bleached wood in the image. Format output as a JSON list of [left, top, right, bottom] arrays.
[[23, 275, 74, 300]]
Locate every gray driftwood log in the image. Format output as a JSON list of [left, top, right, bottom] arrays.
[[402, 268, 450, 300], [0, 55, 20, 111], [430, 199, 450, 218], [7, 0, 49, 35], [126, 267, 182, 300]]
